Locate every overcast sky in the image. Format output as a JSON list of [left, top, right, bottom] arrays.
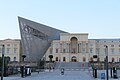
[[0, 0, 120, 39]]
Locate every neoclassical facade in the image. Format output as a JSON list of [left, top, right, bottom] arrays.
[[0, 39, 21, 62], [45, 33, 120, 62]]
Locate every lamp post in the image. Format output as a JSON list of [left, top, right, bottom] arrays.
[[1, 45, 5, 80], [105, 45, 109, 80]]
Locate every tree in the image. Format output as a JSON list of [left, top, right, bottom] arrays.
[[49, 55, 53, 62]]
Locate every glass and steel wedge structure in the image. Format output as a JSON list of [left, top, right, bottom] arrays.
[[18, 17, 67, 62]]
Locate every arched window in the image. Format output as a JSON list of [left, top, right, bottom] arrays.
[[70, 37, 78, 53]]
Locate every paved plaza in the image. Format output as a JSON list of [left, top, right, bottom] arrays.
[[2, 69, 120, 80]]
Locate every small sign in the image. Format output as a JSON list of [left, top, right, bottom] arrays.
[[101, 73, 105, 79]]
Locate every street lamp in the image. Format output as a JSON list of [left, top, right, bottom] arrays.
[[105, 45, 109, 80], [1, 45, 5, 80]]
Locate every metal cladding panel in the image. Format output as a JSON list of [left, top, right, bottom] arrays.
[[18, 17, 67, 62]]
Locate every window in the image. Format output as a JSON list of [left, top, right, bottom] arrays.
[[7, 48, 10, 53], [82, 48, 85, 53], [111, 45, 114, 47], [14, 44, 17, 47], [56, 57, 58, 61], [104, 48, 106, 54], [90, 44, 93, 46], [104, 45, 107, 47], [50, 48, 52, 54], [7, 44, 10, 46], [13, 57, 16, 61], [14, 48, 17, 54], [111, 48, 114, 54], [63, 49, 66, 53], [112, 58, 114, 62], [71, 48, 77, 53], [63, 57, 66, 62], [56, 49, 58, 53], [90, 48, 93, 53]]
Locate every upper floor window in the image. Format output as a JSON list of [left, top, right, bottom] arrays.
[[7, 44, 10, 46], [90, 48, 93, 53], [14, 48, 17, 54], [7, 48, 10, 53], [71, 48, 76, 53], [14, 44, 17, 47], [50, 48, 52, 54], [56, 48, 58, 53], [90, 44, 93, 46], [111, 45, 114, 47], [111, 48, 114, 54], [63, 49, 66, 53], [119, 45, 120, 47], [82, 48, 85, 53], [104, 45, 107, 47]]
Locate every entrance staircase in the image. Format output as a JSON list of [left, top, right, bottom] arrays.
[[55, 62, 89, 70]]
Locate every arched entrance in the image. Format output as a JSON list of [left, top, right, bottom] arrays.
[[71, 56, 77, 62]]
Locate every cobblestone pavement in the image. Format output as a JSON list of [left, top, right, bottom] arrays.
[[2, 69, 120, 80]]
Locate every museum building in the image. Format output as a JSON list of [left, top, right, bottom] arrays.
[[45, 33, 120, 63], [18, 17, 120, 63]]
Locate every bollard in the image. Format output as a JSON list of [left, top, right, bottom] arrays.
[[113, 67, 118, 79], [20, 66, 24, 78], [110, 68, 113, 78], [94, 68, 97, 78], [61, 68, 64, 75]]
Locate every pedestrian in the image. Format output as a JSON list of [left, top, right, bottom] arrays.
[[61, 68, 64, 75]]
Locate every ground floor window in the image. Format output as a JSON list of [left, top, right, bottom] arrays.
[[56, 57, 58, 61], [63, 57, 66, 62], [112, 58, 114, 62]]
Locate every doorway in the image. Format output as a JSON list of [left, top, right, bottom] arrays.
[[71, 56, 77, 62]]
